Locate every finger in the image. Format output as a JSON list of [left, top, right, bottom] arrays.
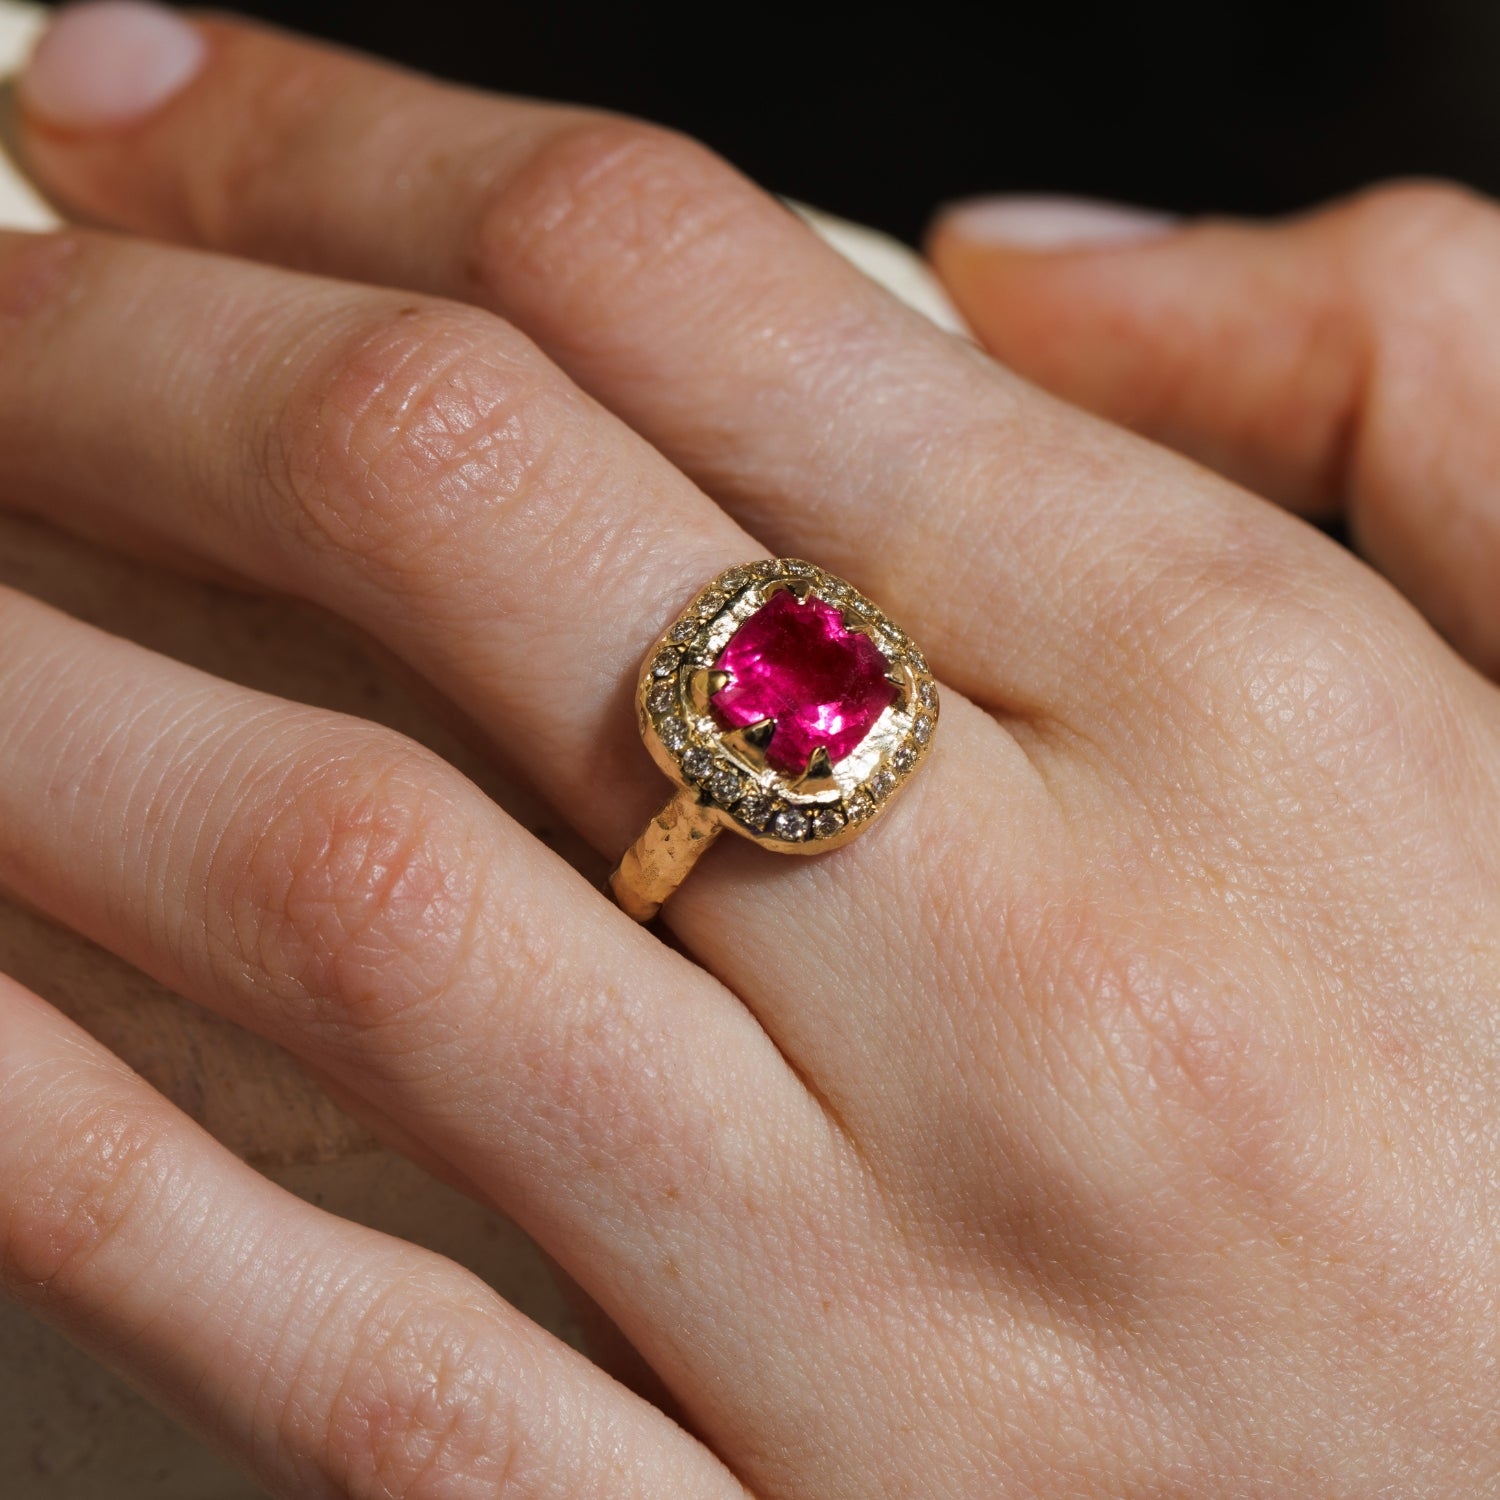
[[0, 974, 744, 1500], [18, 4, 1289, 723], [0, 220, 1049, 1123], [0, 223, 749, 859], [928, 184, 1500, 673], [0, 581, 854, 1468]]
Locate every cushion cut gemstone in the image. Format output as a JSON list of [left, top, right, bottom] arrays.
[[710, 589, 898, 773]]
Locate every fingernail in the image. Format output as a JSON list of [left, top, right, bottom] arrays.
[[937, 195, 1178, 251], [22, 1, 206, 131]]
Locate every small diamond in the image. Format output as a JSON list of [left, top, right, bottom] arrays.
[[669, 618, 696, 643], [783, 559, 816, 576], [737, 791, 774, 830], [698, 589, 726, 614], [683, 747, 714, 780], [869, 768, 896, 799], [909, 647, 929, 673], [810, 807, 845, 839], [721, 567, 750, 592], [659, 716, 688, 750], [648, 682, 675, 714], [707, 767, 742, 805], [653, 647, 682, 678], [913, 714, 933, 745], [892, 743, 917, 773], [772, 808, 809, 840], [845, 788, 875, 822], [918, 680, 938, 709]]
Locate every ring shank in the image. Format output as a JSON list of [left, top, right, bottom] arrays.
[[608, 786, 723, 921]]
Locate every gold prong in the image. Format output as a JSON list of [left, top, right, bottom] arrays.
[[794, 746, 839, 796], [721, 717, 775, 770], [886, 661, 917, 713], [689, 667, 730, 711], [840, 608, 874, 635], [765, 578, 813, 603]]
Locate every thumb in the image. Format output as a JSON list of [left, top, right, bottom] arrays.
[[927, 184, 1500, 672]]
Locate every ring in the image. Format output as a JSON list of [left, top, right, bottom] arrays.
[[609, 558, 940, 921]]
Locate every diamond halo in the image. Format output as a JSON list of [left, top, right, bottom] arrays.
[[635, 558, 939, 852]]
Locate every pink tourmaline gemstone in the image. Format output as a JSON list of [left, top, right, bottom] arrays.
[[711, 590, 898, 774]]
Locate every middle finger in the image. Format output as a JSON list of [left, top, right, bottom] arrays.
[[0, 228, 740, 855]]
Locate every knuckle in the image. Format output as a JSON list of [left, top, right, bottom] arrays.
[[1157, 555, 1458, 822], [324, 1279, 535, 1496], [262, 301, 573, 593], [1, 1087, 178, 1310], [1349, 177, 1490, 248], [1223, 605, 1403, 782], [206, 733, 486, 1050], [1183, 582, 1377, 761], [474, 117, 762, 325], [1018, 891, 1303, 1201], [1345, 178, 1500, 297]]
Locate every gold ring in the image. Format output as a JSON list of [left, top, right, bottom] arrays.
[[609, 558, 940, 921]]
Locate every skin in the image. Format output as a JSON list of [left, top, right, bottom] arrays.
[[1, 14, 1499, 1497]]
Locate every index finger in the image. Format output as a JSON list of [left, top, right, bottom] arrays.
[[17, 3, 1327, 728]]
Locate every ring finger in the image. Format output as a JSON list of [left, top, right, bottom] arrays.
[[0, 221, 1043, 1118]]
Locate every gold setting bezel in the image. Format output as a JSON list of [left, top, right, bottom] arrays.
[[635, 558, 940, 853]]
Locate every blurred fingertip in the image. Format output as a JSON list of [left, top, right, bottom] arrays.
[[21, 1, 206, 133], [931, 194, 1180, 254]]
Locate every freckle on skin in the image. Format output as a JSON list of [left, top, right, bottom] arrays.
[[460, 250, 489, 296]]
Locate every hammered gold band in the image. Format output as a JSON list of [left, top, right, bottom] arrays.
[[609, 788, 721, 922], [608, 558, 939, 923]]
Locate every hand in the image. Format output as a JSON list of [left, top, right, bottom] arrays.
[[3, 6, 1498, 1496]]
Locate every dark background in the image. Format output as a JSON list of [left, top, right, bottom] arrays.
[[53, 0, 1500, 243]]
